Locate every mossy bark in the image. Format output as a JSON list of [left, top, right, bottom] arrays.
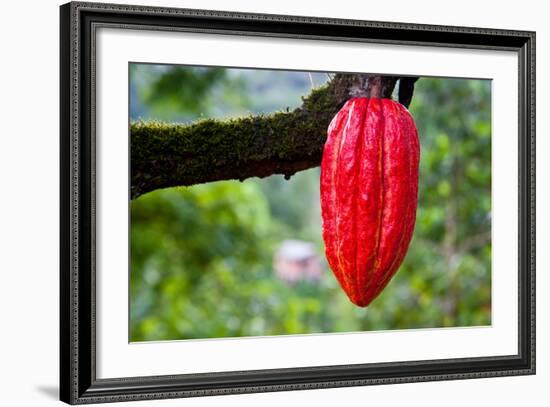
[[131, 74, 409, 199]]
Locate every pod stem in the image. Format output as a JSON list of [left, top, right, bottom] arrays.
[[366, 76, 398, 99]]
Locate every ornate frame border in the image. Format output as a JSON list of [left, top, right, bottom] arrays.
[[60, 2, 536, 404]]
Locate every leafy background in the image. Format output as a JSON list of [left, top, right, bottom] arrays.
[[129, 64, 491, 342]]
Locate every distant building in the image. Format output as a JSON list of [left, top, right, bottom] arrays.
[[273, 239, 323, 283]]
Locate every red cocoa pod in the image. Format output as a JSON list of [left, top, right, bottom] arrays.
[[320, 97, 420, 307]]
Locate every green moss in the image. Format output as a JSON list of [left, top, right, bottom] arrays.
[[130, 72, 392, 198], [130, 82, 344, 199]]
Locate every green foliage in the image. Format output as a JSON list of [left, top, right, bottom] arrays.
[[130, 64, 250, 121], [130, 178, 341, 340], [129, 68, 491, 341], [130, 64, 331, 122], [131, 182, 272, 339]]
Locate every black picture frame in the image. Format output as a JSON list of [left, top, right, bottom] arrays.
[[60, 1, 536, 404]]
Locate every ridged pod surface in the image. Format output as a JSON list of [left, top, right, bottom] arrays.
[[320, 97, 420, 307]]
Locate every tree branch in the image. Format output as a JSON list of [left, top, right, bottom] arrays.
[[131, 74, 403, 199], [398, 77, 419, 108]]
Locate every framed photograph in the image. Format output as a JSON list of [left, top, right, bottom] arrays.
[[60, 1, 535, 404]]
